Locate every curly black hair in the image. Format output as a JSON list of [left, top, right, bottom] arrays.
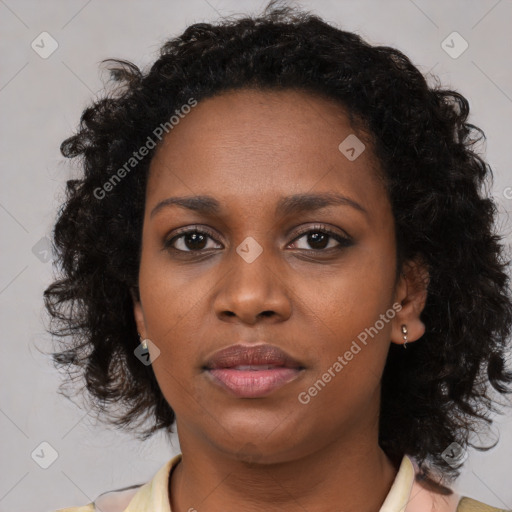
[[43, 0, 512, 486]]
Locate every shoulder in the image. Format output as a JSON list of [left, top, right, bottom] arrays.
[[53, 453, 182, 512], [55, 505, 95, 512], [405, 455, 509, 512], [54, 484, 142, 512], [456, 496, 510, 512]]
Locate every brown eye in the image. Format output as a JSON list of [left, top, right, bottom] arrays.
[[164, 228, 221, 252], [289, 226, 353, 251]]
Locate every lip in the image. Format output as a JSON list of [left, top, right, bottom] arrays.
[[204, 343, 304, 370], [203, 343, 305, 398]]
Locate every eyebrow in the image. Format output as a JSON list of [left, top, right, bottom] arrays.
[[149, 192, 368, 219]]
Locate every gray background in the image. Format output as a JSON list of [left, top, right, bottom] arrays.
[[1, 1, 511, 511]]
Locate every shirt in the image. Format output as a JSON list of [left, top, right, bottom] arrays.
[[55, 453, 508, 512]]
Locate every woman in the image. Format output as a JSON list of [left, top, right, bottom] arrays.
[[45, 2, 512, 511]]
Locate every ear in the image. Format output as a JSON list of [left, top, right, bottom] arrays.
[[130, 286, 147, 339], [390, 257, 430, 347]]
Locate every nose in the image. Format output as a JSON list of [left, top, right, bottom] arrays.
[[213, 245, 292, 325]]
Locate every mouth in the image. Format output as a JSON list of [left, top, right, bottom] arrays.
[[203, 344, 305, 398]]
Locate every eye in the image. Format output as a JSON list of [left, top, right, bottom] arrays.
[[163, 224, 353, 254], [288, 224, 353, 251], [164, 227, 222, 252]]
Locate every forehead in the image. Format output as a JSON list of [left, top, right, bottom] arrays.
[[146, 88, 388, 220]]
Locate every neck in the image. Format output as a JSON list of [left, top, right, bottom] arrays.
[[169, 427, 399, 512]]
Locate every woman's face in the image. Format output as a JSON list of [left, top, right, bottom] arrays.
[[133, 88, 425, 462]]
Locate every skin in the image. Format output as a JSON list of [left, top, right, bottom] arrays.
[[132, 88, 429, 512]]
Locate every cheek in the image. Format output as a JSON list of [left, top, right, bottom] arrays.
[[137, 256, 231, 411], [305, 245, 395, 338], [137, 254, 203, 398], [299, 241, 396, 397], [138, 239, 211, 335]]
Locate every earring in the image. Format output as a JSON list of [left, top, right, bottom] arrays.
[[138, 332, 148, 350], [401, 324, 408, 349]]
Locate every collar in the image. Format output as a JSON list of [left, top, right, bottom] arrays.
[[123, 453, 181, 512], [122, 453, 461, 512]]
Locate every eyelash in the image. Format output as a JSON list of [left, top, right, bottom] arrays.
[[163, 224, 353, 254]]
